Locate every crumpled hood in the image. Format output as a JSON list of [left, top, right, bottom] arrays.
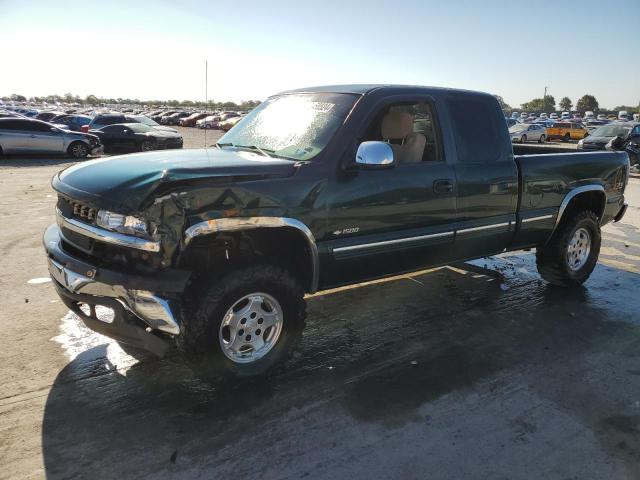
[[53, 148, 298, 213]]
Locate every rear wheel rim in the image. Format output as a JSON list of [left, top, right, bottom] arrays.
[[566, 227, 591, 271], [219, 292, 284, 364]]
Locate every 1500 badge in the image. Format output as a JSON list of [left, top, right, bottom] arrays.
[[333, 227, 360, 235]]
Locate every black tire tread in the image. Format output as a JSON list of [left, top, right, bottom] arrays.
[[177, 264, 306, 376], [536, 210, 600, 287]]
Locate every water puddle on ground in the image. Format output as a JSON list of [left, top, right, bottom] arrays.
[[51, 307, 139, 375]]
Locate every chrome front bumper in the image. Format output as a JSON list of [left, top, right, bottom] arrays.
[[44, 223, 187, 342], [47, 257, 180, 335]]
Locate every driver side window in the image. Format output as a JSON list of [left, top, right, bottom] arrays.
[[361, 101, 442, 164]]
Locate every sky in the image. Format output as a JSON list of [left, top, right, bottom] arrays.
[[0, 0, 638, 109]]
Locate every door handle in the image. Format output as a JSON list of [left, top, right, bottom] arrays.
[[433, 179, 454, 194]]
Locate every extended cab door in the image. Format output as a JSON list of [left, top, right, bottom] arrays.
[[445, 93, 518, 259], [321, 95, 458, 287]]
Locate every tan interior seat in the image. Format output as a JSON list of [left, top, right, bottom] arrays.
[[381, 111, 426, 163]]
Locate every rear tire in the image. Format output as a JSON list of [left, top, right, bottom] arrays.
[[536, 210, 601, 287], [538, 134, 546, 143], [177, 265, 306, 378], [563, 133, 570, 142], [140, 140, 154, 152], [67, 141, 89, 159]]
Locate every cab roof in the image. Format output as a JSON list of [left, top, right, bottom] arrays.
[[278, 84, 491, 98]]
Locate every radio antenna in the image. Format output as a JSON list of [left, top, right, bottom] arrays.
[[204, 59, 208, 148]]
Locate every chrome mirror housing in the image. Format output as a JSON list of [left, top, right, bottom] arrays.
[[355, 141, 395, 169]]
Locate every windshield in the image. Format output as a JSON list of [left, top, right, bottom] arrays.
[[590, 125, 631, 137], [509, 124, 527, 132], [134, 115, 160, 126], [218, 92, 358, 161]]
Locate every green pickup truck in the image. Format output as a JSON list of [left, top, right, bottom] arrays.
[[44, 85, 630, 376]]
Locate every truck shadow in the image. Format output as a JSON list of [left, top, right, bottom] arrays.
[[41, 254, 640, 478]]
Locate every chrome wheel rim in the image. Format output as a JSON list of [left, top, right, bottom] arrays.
[[566, 227, 591, 271], [142, 142, 153, 151], [72, 144, 86, 157], [219, 292, 284, 364]]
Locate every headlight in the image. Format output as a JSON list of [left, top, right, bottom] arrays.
[[96, 210, 148, 236], [577, 139, 584, 149]]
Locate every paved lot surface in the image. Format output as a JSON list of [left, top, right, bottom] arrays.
[[0, 147, 639, 479]]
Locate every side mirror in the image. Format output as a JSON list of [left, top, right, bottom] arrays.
[[355, 141, 395, 169]]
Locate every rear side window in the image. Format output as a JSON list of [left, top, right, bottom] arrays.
[[447, 95, 504, 163], [0, 120, 27, 130]]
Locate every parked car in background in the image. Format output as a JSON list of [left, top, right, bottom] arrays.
[[196, 115, 219, 129], [161, 112, 191, 125], [584, 111, 594, 119], [51, 114, 92, 132], [0, 111, 25, 119], [619, 111, 629, 120], [597, 114, 607, 120], [505, 118, 519, 128], [546, 122, 588, 141], [180, 112, 209, 127], [0, 118, 102, 158], [578, 123, 638, 151], [82, 114, 177, 133], [220, 116, 243, 132], [89, 123, 183, 153], [550, 113, 559, 119], [509, 123, 546, 143], [150, 111, 177, 122], [36, 111, 65, 122], [539, 113, 548, 119]]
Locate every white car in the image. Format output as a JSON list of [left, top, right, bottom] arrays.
[[509, 123, 547, 143], [597, 114, 607, 120], [561, 112, 571, 119], [196, 115, 219, 129], [539, 113, 548, 119], [550, 113, 559, 119]]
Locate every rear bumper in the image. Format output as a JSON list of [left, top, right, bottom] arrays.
[[43, 224, 190, 356]]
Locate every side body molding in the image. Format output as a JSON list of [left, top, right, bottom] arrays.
[[549, 184, 606, 238], [184, 217, 320, 293]]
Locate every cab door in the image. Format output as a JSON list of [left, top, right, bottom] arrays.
[[27, 122, 65, 153], [445, 93, 519, 259], [321, 95, 457, 288]]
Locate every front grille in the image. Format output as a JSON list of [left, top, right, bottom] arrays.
[[57, 196, 97, 223]]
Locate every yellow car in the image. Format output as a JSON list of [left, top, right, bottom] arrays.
[[546, 122, 589, 142]]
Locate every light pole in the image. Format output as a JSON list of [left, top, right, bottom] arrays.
[[543, 86, 547, 114]]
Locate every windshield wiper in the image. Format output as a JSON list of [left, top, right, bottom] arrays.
[[233, 144, 274, 158], [214, 142, 233, 150]]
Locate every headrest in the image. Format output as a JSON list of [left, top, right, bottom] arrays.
[[381, 111, 413, 139]]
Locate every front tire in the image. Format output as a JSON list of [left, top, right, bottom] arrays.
[[536, 210, 601, 287], [67, 141, 89, 159], [521, 135, 527, 143], [177, 265, 306, 377], [563, 133, 571, 142]]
